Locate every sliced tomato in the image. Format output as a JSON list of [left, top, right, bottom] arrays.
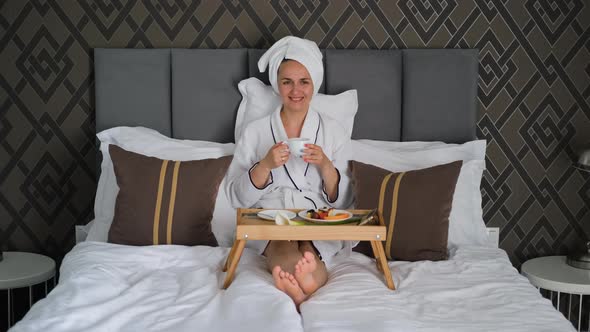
[[317, 211, 328, 219]]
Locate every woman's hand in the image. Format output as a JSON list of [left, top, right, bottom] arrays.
[[250, 142, 289, 189], [259, 142, 290, 170], [302, 144, 332, 172], [304, 143, 339, 201]]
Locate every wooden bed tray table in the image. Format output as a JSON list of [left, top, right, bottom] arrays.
[[222, 208, 395, 290]]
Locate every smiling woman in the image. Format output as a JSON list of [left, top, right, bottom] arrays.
[[224, 36, 354, 309]]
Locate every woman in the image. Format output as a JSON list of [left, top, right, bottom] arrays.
[[225, 36, 352, 308]]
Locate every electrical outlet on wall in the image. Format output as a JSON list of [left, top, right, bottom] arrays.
[[486, 227, 500, 248]]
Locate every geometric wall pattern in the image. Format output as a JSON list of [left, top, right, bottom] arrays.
[[1, 0, 589, 268]]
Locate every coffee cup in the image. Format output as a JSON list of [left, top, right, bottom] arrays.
[[286, 138, 310, 157]]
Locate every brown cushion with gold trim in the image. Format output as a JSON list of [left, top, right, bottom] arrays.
[[350, 160, 462, 261], [108, 145, 232, 246]]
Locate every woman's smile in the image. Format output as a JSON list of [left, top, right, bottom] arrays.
[[289, 96, 305, 103]]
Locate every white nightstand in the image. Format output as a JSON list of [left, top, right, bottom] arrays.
[[522, 256, 590, 331], [0, 252, 56, 329]]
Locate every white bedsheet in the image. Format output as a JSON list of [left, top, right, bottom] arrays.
[[11, 243, 574, 332], [303, 247, 575, 332], [10, 242, 303, 332]]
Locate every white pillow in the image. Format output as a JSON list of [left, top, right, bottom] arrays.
[[348, 139, 489, 248], [234, 77, 358, 141], [355, 139, 449, 151], [86, 126, 237, 247]]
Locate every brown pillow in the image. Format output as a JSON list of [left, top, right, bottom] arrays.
[[350, 160, 462, 261], [108, 145, 232, 246]]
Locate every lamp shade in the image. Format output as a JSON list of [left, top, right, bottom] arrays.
[[575, 149, 590, 172]]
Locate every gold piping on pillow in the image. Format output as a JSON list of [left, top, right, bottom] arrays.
[[378, 173, 393, 225], [166, 161, 181, 244], [153, 160, 169, 245]]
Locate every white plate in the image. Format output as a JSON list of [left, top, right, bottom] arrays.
[[297, 209, 353, 223], [257, 210, 297, 221]]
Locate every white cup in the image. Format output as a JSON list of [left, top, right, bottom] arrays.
[[286, 138, 310, 157]]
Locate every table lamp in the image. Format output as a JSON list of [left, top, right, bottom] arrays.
[[567, 242, 590, 269], [574, 148, 590, 171], [566, 148, 590, 269]]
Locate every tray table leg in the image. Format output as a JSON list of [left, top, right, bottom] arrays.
[[370, 241, 383, 272], [223, 241, 239, 272], [223, 240, 246, 289], [371, 240, 395, 290]]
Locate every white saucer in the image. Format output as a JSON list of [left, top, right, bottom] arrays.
[[257, 210, 297, 221]]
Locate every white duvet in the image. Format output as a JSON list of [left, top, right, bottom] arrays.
[[11, 242, 574, 332]]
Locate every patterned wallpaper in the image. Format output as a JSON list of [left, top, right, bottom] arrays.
[[0, 0, 589, 268]]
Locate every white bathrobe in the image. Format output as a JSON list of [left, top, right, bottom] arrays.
[[225, 107, 353, 259]]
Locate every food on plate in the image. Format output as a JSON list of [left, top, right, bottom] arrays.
[[323, 214, 350, 220], [305, 207, 349, 220]]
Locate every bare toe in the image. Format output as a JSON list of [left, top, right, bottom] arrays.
[[298, 259, 306, 268], [286, 272, 298, 285], [272, 266, 286, 292], [272, 265, 282, 277]]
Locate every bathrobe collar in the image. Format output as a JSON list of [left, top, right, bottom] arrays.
[[270, 107, 321, 190]]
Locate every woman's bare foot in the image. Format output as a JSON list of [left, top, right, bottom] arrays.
[[294, 251, 319, 295], [272, 265, 307, 307]]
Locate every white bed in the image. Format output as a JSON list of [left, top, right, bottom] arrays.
[[9, 48, 576, 331], [10, 242, 573, 332]]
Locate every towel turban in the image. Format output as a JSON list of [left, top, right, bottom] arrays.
[[257, 36, 323, 96]]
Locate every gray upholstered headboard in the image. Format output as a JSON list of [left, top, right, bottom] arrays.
[[94, 48, 478, 143]]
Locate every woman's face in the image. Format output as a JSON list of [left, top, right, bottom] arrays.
[[277, 60, 314, 113]]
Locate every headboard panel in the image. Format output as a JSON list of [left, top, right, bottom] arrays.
[[95, 48, 171, 135], [402, 49, 478, 143], [325, 49, 402, 141], [172, 49, 248, 143], [94, 48, 478, 143]]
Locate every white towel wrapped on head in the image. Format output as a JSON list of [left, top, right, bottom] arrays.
[[257, 36, 323, 95]]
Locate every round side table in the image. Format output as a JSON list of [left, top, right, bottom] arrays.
[[522, 256, 590, 331], [0, 252, 55, 330]]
